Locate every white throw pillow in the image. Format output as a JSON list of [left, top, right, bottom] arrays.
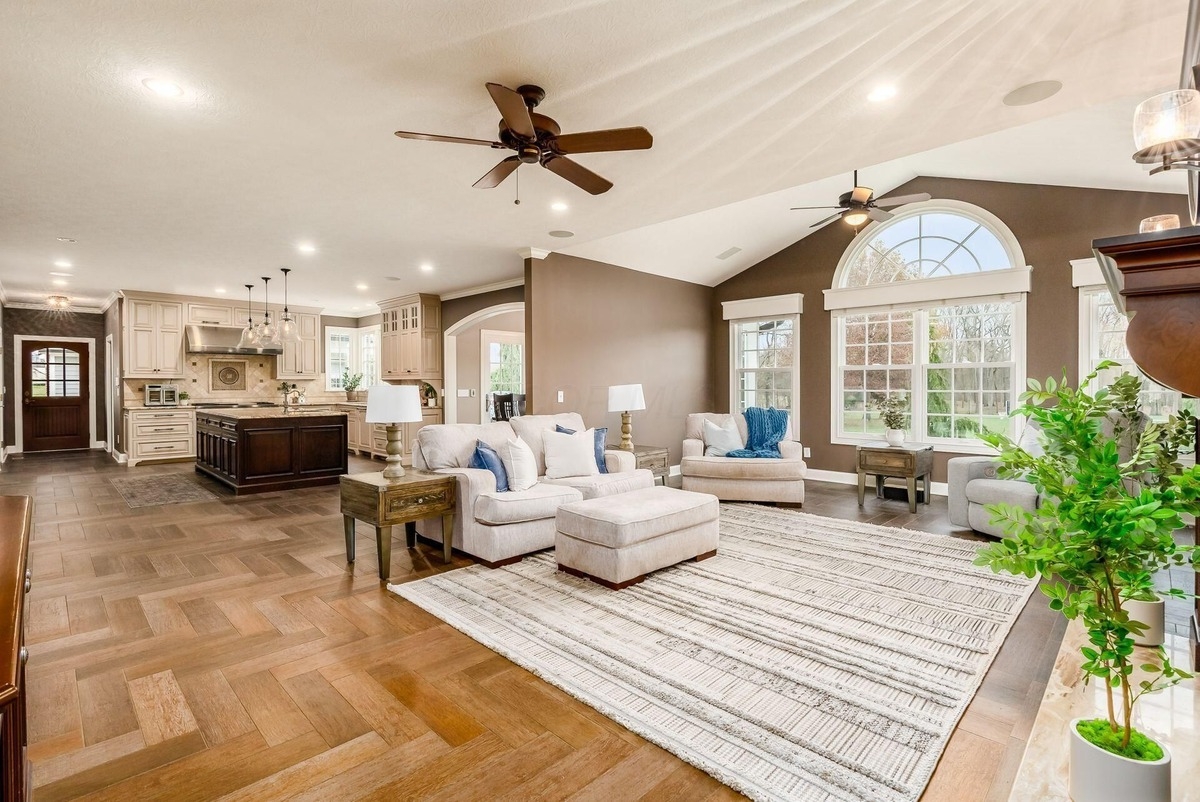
[[500, 436, 539, 491], [703, 418, 745, 457], [543, 428, 600, 479]]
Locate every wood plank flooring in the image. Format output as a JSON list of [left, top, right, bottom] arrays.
[[12, 451, 1065, 801]]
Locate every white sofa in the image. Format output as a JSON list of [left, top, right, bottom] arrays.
[[412, 412, 654, 566], [679, 412, 807, 505]]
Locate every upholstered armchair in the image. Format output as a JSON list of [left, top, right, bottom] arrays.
[[946, 457, 1039, 538], [679, 412, 807, 504]]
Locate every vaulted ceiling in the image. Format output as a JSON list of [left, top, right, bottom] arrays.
[[0, 1, 1188, 313]]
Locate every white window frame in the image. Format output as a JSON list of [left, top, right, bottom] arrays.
[[480, 329, 525, 420], [324, 325, 381, 391], [728, 314, 801, 429]]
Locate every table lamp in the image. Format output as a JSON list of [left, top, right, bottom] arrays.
[[607, 383, 645, 451], [365, 384, 423, 480]]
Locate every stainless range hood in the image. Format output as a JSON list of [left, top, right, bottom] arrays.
[[185, 325, 284, 355]]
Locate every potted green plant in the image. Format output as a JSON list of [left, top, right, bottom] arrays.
[[177, 391, 190, 407], [974, 365, 1199, 802], [874, 394, 908, 446], [341, 369, 364, 402]]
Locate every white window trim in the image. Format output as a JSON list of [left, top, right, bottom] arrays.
[[828, 295, 1027, 455], [324, 325, 380, 391], [480, 329, 525, 420], [722, 293, 803, 320], [824, 266, 1031, 312], [728, 313, 801, 431]]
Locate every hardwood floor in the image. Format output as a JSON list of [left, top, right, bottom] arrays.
[[13, 451, 1064, 801]]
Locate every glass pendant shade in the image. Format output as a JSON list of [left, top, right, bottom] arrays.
[[278, 315, 301, 343], [1133, 90, 1200, 153], [238, 284, 259, 348]]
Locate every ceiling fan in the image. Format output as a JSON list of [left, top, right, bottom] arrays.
[[791, 171, 931, 228], [394, 83, 653, 195]]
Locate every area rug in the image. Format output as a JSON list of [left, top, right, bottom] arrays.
[[390, 504, 1035, 802], [110, 474, 220, 508]]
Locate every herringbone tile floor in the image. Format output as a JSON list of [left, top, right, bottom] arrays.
[[13, 451, 1063, 801]]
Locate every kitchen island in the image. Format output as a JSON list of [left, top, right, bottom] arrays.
[[195, 407, 348, 494]]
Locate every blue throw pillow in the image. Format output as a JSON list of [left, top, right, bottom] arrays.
[[556, 425, 608, 474], [469, 440, 509, 491]]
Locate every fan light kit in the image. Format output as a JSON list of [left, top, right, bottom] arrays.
[[791, 170, 932, 229], [395, 82, 653, 195], [1132, 89, 1200, 176]]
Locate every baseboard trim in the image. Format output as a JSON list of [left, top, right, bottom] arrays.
[[113, 450, 128, 464], [805, 468, 948, 497]]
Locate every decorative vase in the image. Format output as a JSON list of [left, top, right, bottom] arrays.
[[1069, 718, 1170, 802], [884, 428, 905, 447], [1123, 598, 1166, 647]]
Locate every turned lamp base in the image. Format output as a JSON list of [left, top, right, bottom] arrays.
[[618, 411, 634, 451], [382, 423, 406, 480]]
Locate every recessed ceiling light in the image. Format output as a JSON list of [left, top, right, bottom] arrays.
[[142, 78, 184, 98], [419, 263, 433, 272], [867, 85, 897, 103], [548, 230, 574, 238], [53, 260, 72, 268], [355, 283, 368, 290], [56, 237, 76, 243], [49, 272, 72, 277], [297, 242, 317, 254], [214, 287, 226, 294], [52, 279, 68, 286], [1002, 80, 1063, 107], [551, 201, 569, 212]]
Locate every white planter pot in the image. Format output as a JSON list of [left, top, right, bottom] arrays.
[[884, 428, 905, 447], [1069, 718, 1170, 802], [1124, 598, 1166, 647]]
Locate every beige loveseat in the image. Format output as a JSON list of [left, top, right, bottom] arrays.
[[679, 412, 807, 505], [412, 413, 654, 566]]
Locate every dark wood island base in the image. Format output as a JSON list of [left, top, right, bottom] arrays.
[[196, 408, 348, 495]]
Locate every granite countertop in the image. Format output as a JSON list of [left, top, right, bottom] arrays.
[[194, 407, 348, 420]]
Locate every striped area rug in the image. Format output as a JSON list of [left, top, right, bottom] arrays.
[[390, 504, 1035, 802]]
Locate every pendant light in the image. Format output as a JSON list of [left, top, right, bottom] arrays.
[[256, 276, 278, 344], [237, 284, 259, 349], [277, 267, 301, 343]]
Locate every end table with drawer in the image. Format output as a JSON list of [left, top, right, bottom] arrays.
[[340, 470, 456, 580], [613, 444, 670, 485], [856, 442, 934, 513]]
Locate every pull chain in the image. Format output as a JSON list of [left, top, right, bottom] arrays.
[[514, 166, 521, 205]]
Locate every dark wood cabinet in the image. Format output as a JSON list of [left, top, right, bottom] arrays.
[[0, 496, 33, 802], [195, 411, 348, 494]]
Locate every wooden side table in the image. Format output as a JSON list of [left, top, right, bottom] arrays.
[[613, 444, 670, 485], [340, 470, 456, 580], [856, 442, 934, 514]]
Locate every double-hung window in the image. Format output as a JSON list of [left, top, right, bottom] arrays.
[[828, 201, 1029, 450], [325, 325, 381, 390], [732, 317, 798, 417]]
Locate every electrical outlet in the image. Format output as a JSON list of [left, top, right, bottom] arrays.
[[803, 447, 811, 458], [557, 391, 564, 403]]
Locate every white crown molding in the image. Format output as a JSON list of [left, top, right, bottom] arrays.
[[5, 301, 105, 314], [518, 247, 550, 260], [100, 291, 120, 313], [440, 277, 525, 301], [0, 281, 7, 306]]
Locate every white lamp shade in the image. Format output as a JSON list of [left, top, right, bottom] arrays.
[[607, 383, 646, 412], [1133, 89, 1200, 150], [365, 384, 423, 423]]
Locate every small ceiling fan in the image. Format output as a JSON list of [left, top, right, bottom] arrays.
[[394, 83, 653, 195], [791, 171, 931, 228]]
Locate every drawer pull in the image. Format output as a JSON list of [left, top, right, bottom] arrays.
[[152, 427, 175, 432], [19, 647, 27, 666], [24, 570, 31, 593], [153, 445, 175, 451]]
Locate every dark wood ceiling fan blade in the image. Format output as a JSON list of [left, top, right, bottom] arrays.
[[394, 130, 502, 147], [810, 212, 843, 228], [553, 127, 653, 154], [874, 192, 933, 208], [790, 205, 840, 211], [543, 156, 613, 194], [485, 83, 536, 140], [867, 207, 894, 223], [850, 186, 873, 204], [473, 156, 521, 189]]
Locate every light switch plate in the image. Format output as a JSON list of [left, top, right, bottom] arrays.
[[803, 447, 811, 458], [557, 391, 564, 403], [457, 389, 471, 397]]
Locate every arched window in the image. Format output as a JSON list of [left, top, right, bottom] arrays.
[[827, 201, 1029, 450]]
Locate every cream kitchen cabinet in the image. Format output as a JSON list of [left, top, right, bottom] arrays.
[[379, 294, 441, 380], [186, 302, 237, 327], [274, 313, 321, 380], [125, 300, 184, 378], [125, 408, 196, 466]]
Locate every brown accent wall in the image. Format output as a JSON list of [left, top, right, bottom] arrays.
[[3, 307, 109, 449], [714, 177, 1188, 483], [441, 285, 525, 330], [527, 253, 714, 463]]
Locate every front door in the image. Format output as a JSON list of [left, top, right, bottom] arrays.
[[23, 341, 89, 452]]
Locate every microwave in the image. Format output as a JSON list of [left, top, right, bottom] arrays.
[[145, 384, 180, 407]]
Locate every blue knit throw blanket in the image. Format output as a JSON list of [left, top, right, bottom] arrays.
[[726, 407, 788, 458]]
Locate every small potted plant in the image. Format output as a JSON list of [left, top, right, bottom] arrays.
[[421, 382, 438, 408], [341, 370, 364, 402], [177, 391, 190, 407], [874, 394, 907, 446], [974, 365, 1198, 802]]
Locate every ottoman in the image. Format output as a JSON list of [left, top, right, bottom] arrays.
[[555, 486, 719, 589]]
